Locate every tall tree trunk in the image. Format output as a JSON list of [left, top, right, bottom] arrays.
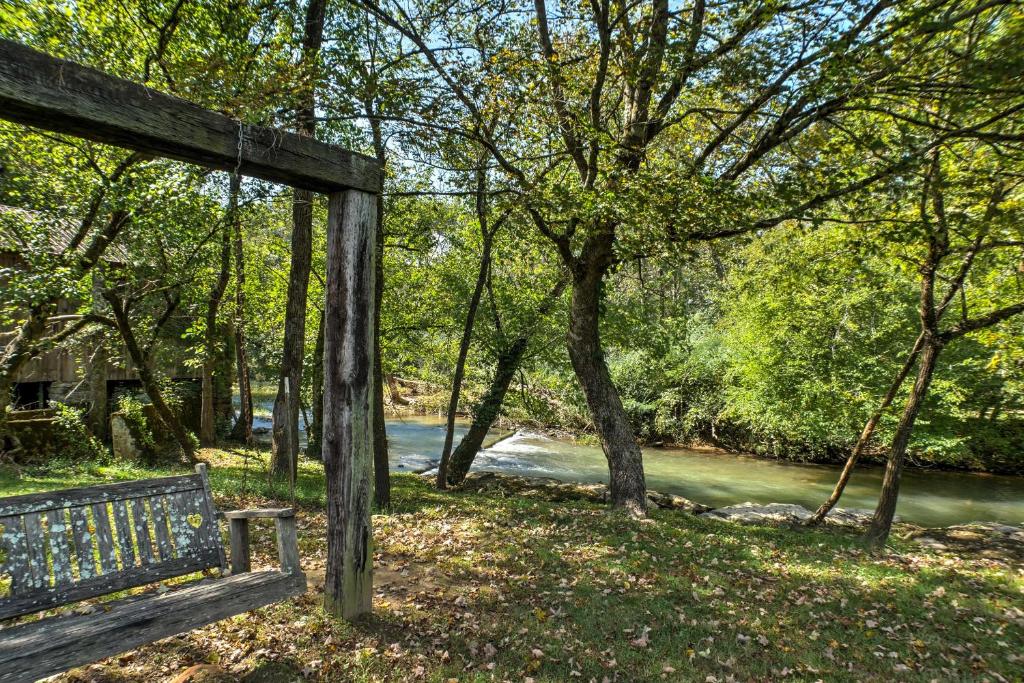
[[86, 271, 109, 440], [270, 188, 313, 480], [270, 0, 326, 480], [807, 332, 924, 524], [865, 337, 943, 547], [86, 343, 109, 440], [436, 231, 494, 489], [201, 174, 237, 446], [371, 189, 390, 507], [229, 178, 254, 445], [445, 275, 568, 485], [367, 110, 390, 508], [307, 309, 325, 461], [567, 264, 647, 515]]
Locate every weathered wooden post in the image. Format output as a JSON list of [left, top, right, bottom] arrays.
[[321, 189, 377, 620]]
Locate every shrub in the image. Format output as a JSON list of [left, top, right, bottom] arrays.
[[48, 403, 109, 463]]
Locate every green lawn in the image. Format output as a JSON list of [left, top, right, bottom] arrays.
[[1, 450, 1021, 682]]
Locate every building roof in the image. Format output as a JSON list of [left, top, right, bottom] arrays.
[[0, 204, 128, 262]]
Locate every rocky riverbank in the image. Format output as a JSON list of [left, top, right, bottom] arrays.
[[444, 471, 1024, 559]]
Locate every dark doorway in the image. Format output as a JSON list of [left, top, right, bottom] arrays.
[[12, 381, 50, 409]]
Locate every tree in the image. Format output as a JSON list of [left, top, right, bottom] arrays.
[[200, 173, 238, 446], [0, 136, 147, 447], [271, 0, 328, 483], [229, 177, 255, 445], [436, 154, 508, 489], [444, 272, 568, 484], [864, 152, 1023, 546], [352, 0, 1023, 514]]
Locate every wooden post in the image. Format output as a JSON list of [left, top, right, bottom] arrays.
[[274, 516, 300, 574], [321, 189, 376, 620], [229, 518, 250, 574]]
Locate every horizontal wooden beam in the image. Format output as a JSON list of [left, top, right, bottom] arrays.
[[0, 40, 381, 193]]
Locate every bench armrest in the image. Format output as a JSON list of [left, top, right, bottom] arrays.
[[222, 508, 294, 520], [225, 508, 301, 576]]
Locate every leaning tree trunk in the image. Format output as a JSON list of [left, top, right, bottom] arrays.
[[865, 337, 943, 548], [201, 174, 237, 446], [109, 303, 196, 464], [445, 275, 568, 485], [567, 265, 647, 514], [436, 232, 494, 489], [445, 335, 529, 485], [807, 332, 924, 525], [86, 271, 110, 440]]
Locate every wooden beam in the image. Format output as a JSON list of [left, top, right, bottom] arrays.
[[322, 189, 376, 620], [0, 40, 381, 193]]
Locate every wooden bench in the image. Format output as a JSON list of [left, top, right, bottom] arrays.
[[0, 464, 305, 682]]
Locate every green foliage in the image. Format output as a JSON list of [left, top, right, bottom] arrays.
[[49, 403, 109, 464], [1, 0, 1021, 480]]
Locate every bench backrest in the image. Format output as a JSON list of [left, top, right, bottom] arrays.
[[0, 465, 225, 620]]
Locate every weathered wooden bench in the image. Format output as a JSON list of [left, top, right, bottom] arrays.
[[0, 464, 305, 682]]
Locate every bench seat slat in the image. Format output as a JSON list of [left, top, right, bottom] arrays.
[[130, 498, 155, 565], [111, 500, 136, 569], [189, 490, 214, 551], [167, 493, 198, 558], [149, 496, 175, 561], [69, 507, 96, 580], [46, 510, 74, 587], [0, 570, 306, 683], [21, 513, 48, 590], [0, 515, 30, 595], [90, 503, 118, 574]]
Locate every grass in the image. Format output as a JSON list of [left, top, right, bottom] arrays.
[[1, 449, 1022, 682]]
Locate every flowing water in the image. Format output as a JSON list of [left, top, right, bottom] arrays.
[[251, 406, 1024, 527]]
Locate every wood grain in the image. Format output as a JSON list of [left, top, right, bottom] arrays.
[[0, 570, 306, 683], [322, 189, 377, 620], [0, 39, 381, 194]]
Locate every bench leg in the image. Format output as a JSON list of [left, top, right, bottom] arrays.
[[229, 518, 250, 574]]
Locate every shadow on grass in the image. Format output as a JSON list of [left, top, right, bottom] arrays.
[[344, 477, 1023, 682]]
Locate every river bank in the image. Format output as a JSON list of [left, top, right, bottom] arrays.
[[242, 388, 1024, 527], [449, 470, 1024, 561]]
